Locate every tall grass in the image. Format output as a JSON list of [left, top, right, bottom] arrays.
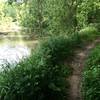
[[82, 45, 100, 100], [0, 35, 77, 100], [0, 27, 99, 100]]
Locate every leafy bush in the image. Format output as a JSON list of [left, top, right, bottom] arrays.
[[85, 45, 100, 69], [0, 35, 77, 100], [89, 23, 100, 32], [82, 65, 100, 100], [0, 32, 98, 100], [88, 9, 100, 24], [79, 26, 98, 35], [0, 60, 71, 100], [78, 26, 99, 42], [82, 45, 100, 100], [35, 35, 81, 65], [19, 0, 77, 35], [77, 0, 100, 28]]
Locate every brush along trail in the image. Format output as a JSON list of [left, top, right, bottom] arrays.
[[67, 38, 100, 100]]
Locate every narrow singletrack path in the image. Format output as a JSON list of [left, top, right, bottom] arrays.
[[67, 38, 100, 100]]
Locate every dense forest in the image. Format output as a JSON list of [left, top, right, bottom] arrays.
[[0, 0, 100, 100]]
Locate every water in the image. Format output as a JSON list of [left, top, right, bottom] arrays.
[[0, 40, 31, 69], [0, 21, 39, 69]]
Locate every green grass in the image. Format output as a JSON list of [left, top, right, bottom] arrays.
[[82, 45, 100, 100], [78, 26, 99, 42], [0, 26, 99, 100], [0, 35, 74, 100]]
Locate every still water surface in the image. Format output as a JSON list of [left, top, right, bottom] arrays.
[[0, 40, 32, 69]]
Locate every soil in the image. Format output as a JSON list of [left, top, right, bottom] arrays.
[[67, 38, 100, 100]]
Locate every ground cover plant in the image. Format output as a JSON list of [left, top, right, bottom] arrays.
[[82, 45, 100, 100], [78, 26, 99, 42], [0, 30, 99, 100], [0, 35, 77, 100], [0, 0, 100, 100]]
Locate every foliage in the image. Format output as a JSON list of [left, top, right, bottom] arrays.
[[78, 26, 99, 42], [89, 23, 100, 32], [84, 45, 100, 69], [19, 0, 83, 35], [19, 0, 45, 35], [0, 0, 100, 36], [82, 45, 100, 100], [79, 26, 98, 34], [88, 9, 100, 24], [19, 0, 100, 35], [1, 32, 94, 99], [1, 32, 96, 99], [0, 2, 17, 24], [19, 0, 68, 35], [77, 0, 100, 27], [36, 35, 80, 64], [0, 35, 77, 100]]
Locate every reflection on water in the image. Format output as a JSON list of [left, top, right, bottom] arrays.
[[0, 41, 31, 69], [0, 21, 38, 69]]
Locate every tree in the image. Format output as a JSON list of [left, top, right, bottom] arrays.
[[77, 0, 100, 27], [19, 0, 100, 36], [19, 0, 45, 35]]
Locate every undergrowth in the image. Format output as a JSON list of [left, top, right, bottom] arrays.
[[0, 35, 75, 100], [0, 27, 99, 100], [82, 45, 100, 100]]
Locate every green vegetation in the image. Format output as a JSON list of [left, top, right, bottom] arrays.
[[0, 35, 73, 100], [0, 30, 99, 99], [0, 0, 100, 100], [82, 45, 100, 100], [0, 0, 100, 36], [78, 26, 99, 42], [19, 0, 100, 35]]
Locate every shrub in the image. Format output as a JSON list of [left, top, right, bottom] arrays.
[[85, 45, 100, 69], [0, 60, 71, 100], [82, 65, 100, 100], [0, 35, 76, 100], [89, 23, 100, 32], [82, 45, 100, 100], [35, 35, 81, 65], [79, 26, 98, 35], [78, 26, 99, 42], [0, 32, 97, 100]]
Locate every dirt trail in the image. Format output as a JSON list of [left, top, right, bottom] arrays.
[[67, 38, 100, 100]]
